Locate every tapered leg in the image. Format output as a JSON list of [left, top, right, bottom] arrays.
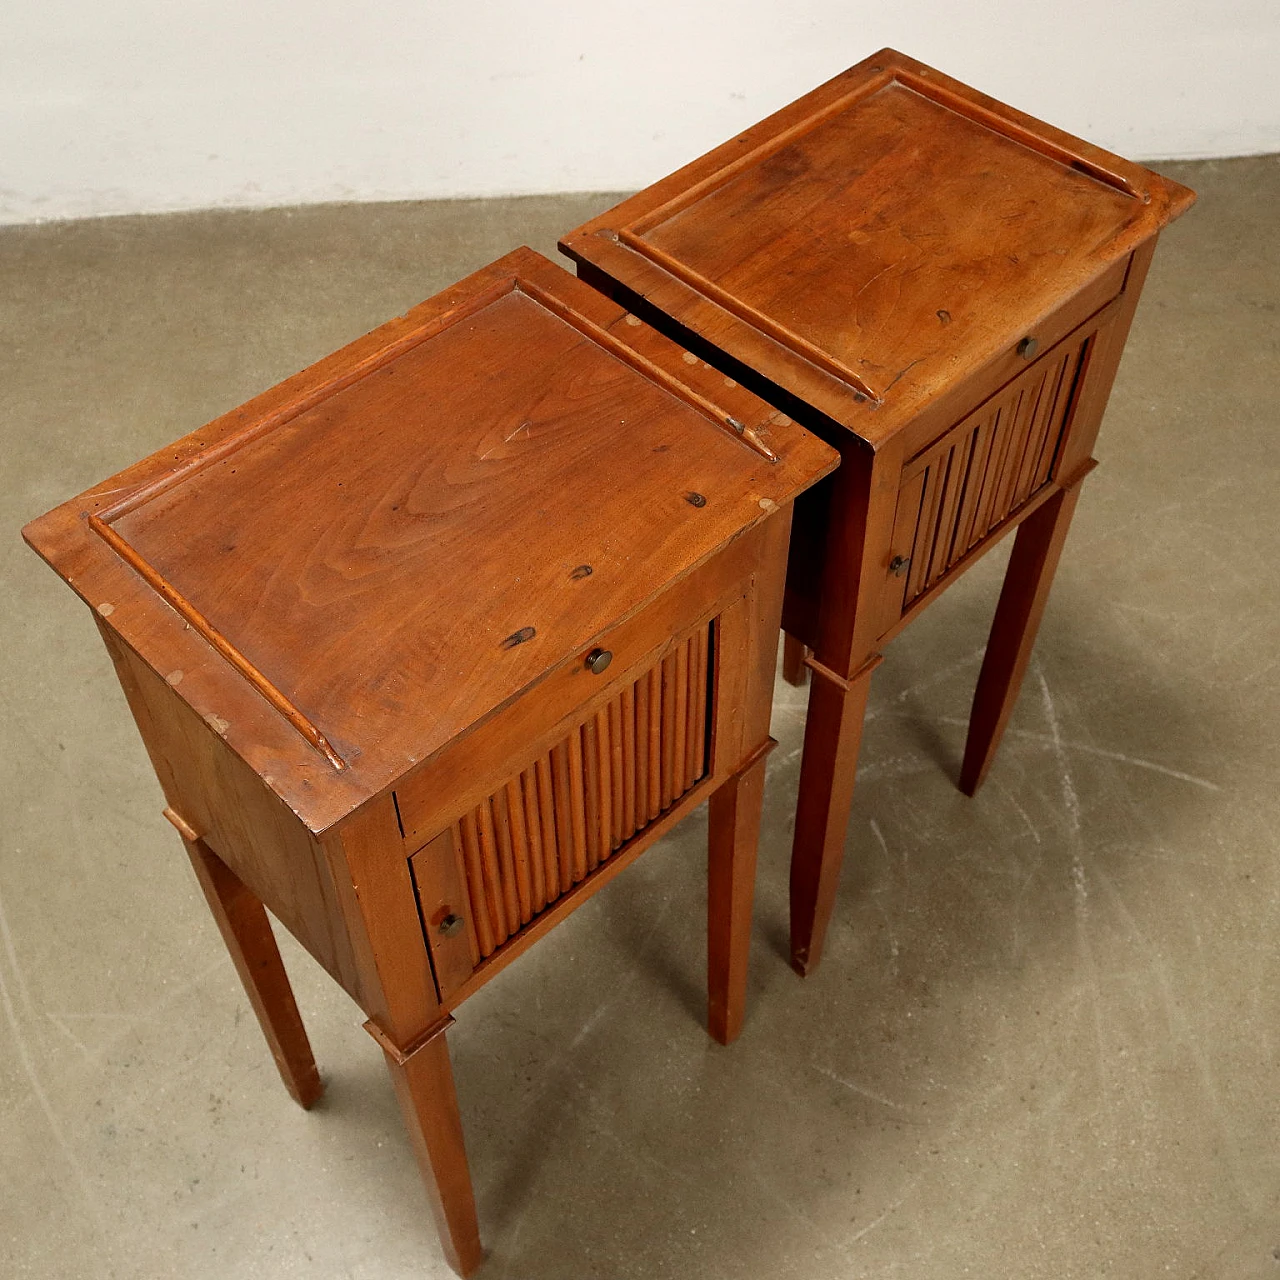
[[182, 833, 323, 1109], [781, 633, 809, 687], [374, 1022, 484, 1277], [960, 482, 1084, 797], [707, 750, 769, 1045], [789, 659, 878, 977]]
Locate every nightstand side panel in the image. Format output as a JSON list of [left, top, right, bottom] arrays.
[[97, 619, 364, 1001]]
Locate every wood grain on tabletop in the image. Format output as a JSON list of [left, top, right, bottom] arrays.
[[25, 247, 835, 834], [561, 47, 1194, 449]]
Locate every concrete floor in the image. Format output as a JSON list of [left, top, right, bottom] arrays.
[[2, 156, 1278, 1279]]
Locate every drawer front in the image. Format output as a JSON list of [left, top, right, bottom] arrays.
[[393, 526, 760, 851], [888, 313, 1101, 613], [410, 619, 715, 999], [895, 256, 1129, 463]]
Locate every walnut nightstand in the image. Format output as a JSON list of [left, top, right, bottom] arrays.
[[560, 48, 1194, 975], [23, 248, 836, 1273]]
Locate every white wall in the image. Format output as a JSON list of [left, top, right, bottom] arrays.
[[3, 1, 1276, 225]]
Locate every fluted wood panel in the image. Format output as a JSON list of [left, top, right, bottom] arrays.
[[900, 336, 1087, 608], [454, 624, 715, 959]]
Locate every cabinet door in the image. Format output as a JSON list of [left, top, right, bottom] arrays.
[[886, 311, 1106, 617], [409, 619, 715, 1002]]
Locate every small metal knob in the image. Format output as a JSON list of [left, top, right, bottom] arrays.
[[889, 555, 911, 578], [1017, 336, 1038, 359], [585, 648, 613, 675], [438, 913, 465, 938]]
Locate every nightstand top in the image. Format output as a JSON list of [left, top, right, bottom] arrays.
[[24, 248, 836, 833], [561, 48, 1194, 449]]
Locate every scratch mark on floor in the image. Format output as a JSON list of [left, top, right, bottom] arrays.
[[907, 713, 1220, 790], [589, 1103, 698, 1186], [45, 1012, 91, 1055], [846, 1192, 907, 1245], [857, 755, 937, 784], [1036, 666, 1112, 1110], [49, 1010, 139, 1020], [995, 780, 1042, 845], [745, 1161, 845, 1254], [1037, 670, 1080, 833], [569, 999, 611, 1051], [498, 1201, 531, 1280], [868, 647, 986, 720], [865, 823, 901, 971], [812, 1063, 911, 1113], [869, 816, 903, 872], [45, 1010, 141, 1059], [1091, 861, 1259, 1215], [997, 775, 1047, 959], [0, 883, 107, 1228]]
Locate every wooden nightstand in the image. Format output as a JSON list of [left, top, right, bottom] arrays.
[[560, 48, 1194, 975], [22, 248, 836, 1274]]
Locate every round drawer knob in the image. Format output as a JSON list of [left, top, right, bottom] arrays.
[[1017, 336, 1038, 359], [585, 648, 613, 675], [438, 913, 465, 938], [889, 555, 911, 578]]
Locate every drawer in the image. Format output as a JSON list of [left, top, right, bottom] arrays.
[[393, 526, 761, 850], [885, 304, 1112, 617], [409, 615, 716, 1002], [896, 256, 1129, 463]]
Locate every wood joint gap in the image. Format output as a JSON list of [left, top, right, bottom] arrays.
[[363, 1014, 455, 1066], [804, 652, 884, 692]]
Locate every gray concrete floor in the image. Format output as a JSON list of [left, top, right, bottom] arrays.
[[2, 157, 1278, 1279]]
